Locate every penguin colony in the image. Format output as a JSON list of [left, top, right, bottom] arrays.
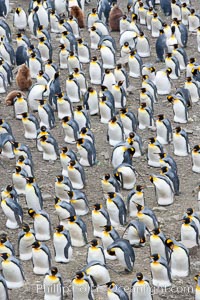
[[1, 0, 200, 299]]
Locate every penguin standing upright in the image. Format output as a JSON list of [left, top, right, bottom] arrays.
[[66, 74, 81, 103], [89, 56, 102, 85], [77, 38, 91, 64], [12, 166, 27, 195], [131, 273, 152, 300], [43, 267, 64, 300], [68, 190, 89, 216], [67, 160, 85, 189], [28, 209, 51, 241], [13, 93, 28, 120], [72, 271, 94, 300], [18, 223, 36, 261], [192, 145, 200, 173], [114, 163, 136, 190], [57, 92, 73, 120], [0, 274, 9, 300], [150, 174, 175, 206], [53, 225, 72, 263], [155, 68, 172, 95], [1, 253, 25, 289], [165, 52, 180, 79], [150, 254, 172, 287], [32, 241, 51, 275], [165, 239, 190, 278], [135, 203, 158, 231], [76, 138, 96, 166], [138, 103, 154, 130], [54, 197, 75, 229], [83, 87, 99, 115], [61, 116, 79, 144], [167, 94, 188, 124], [173, 126, 190, 156], [150, 228, 169, 261], [128, 49, 142, 78], [106, 192, 126, 228], [111, 81, 126, 109], [99, 95, 114, 124], [184, 76, 200, 103], [55, 175, 72, 201], [37, 100, 55, 129], [92, 203, 110, 238], [127, 185, 145, 217], [21, 112, 39, 140], [25, 177, 43, 211], [40, 135, 59, 161], [106, 281, 129, 300], [107, 116, 124, 147], [181, 217, 199, 246], [194, 274, 200, 300], [86, 239, 105, 264], [136, 32, 150, 58], [60, 146, 77, 177], [156, 114, 172, 145], [107, 238, 135, 273], [67, 216, 87, 247]]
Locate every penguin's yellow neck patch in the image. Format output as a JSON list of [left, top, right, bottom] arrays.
[[55, 232, 63, 237], [103, 231, 109, 236], [49, 275, 57, 280], [137, 280, 145, 284], [74, 278, 85, 284], [25, 232, 32, 237]]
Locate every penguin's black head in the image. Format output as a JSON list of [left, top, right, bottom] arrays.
[[51, 267, 58, 276], [139, 1, 143, 6], [136, 272, 143, 280], [76, 271, 84, 279], [28, 209, 36, 218], [193, 145, 200, 152], [148, 7, 153, 12], [107, 192, 115, 199], [116, 63, 122, 70], [38, 70, 44, 76], [40, 126, 47, 132], [141, 87, 146, 94], [139, 31, 144, 37], [149, 175, 154, 183], [124, 41, 129, 47], [149, 137, 155, 144], [159, 29, 164, 35], [151, 253, 159, 261], [140, 102, 146, 109], [122, 15, 127, 20], [166, 53, 172, 58], [161, 166, 168, 174], [104, 174, 110, 181], [100, 95, 107, 102], [30, 52, 36, 58], [80, 127, 87, 134], [136, 185, 144, 192], [118, 81, 124, 87], [38, 25, 43, 31], [159, 153, 166, 159], [6, 185, 13, 192], [16, 7, 21, 14], [76, 105, 82, 111], [128, 132, 135, 140], [26, 177, 34, 184], [62, 116, 70, 123], [110, 116, 117, 123], [167, 95, 174, 103], [190, 57, 195, 63], [135, 203, 143, 211], [90, 26, 96, 31], [92, 56, 97, 62], [76, 138, 84, 145], [166, 68, 172, 75], [105, 69, 110, 74], [93, 203, 101, 210], [0, 119, 3, 125], [190, 8, 195, 14], [127, 4, 131, 11], [186, 76, 192, 82], [21, 112, 28, 118], [192, 68, 198, 75], [59, 44, 65, 50], [104, 225, 112, 231], [182, 3, 187, 7], [132, 14, 137, 21], [67, 191, 74, 198], [22, 223, 30, 232], [120, 107, 127, 114], [157, 114, 164, 121], [69, 15, 73, 21], [173, 44, 178, 49], [54, 196, 60, 204], [92, 8, 96, 13], [33, 6, 39, 12], [67, 216, 76, 222], [40, 135, 47, 142], [127, 147, 135, 156], [90, 239, 98, 247], [47, 59, 52, 64], [183, 217, 191, 224], [32, 241, 40, 248], [16, 32, 22, 38], [61, 146, 68, 153], [87, 87, 94, 93], [152, 227, 160, 235], [77, 38, 83, 44], [18, 155, 25, 162], [56, 175, 63, 182], [0, 235, 7, 244], [165, 239, 174, 249], [56, 225, 64, 232], [175, 126, 181, 133], [59, 18, 65, 25], [69, 160, 76, 167], [13, 141, 19, 149], [0, 253, 9, 260], [153, 12, 158, 18], [15, 166, 21, 173], [106, 281, 115, 288], [171, 26, 175, 34]]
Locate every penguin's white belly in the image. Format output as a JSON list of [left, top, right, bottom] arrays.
[[192, 153, 200, 173], [107, 291, 120, 300], [0, 76, 6, 93], [63, 125, 76, 144], [34, 217, 50, 241], [23, 120, 37, 139], [0, 281, 7, 300], [151, 21, 162, 37], [89, 64, 101, 84], [12, 174, 26, 194], [184, 83, 199, 103], [155, 72, 171, 95], [99, 103, 112, 124], [131, 281, 152, 300], [72, 199, 88, 216], [29, 60, 41, 79], [128, 58, 140, 78], [32, 250, 49, 275], [72, 281, 91, 300], [78, 46, 89, 64], [107, 201, 119, 228], [44, 277, 62, 299], [25, 185, 41, 210], [78, 146, 90, 166], [171, 248, 189, 277], [102, 75, 116, 90], [120, 31, 136, 48], [173, 101, 187, 123], [156, 123, 168, 144], [87, 96, 99, 115], [41, 143, 57, 161], [14, 101, 28, 119], [68, 168, 83, 189], [66, 82, 80, 103], [121, 117, 132, 136], [19, 234, 35, 260], [127, 226, 140, 245], [154, 178, 174, 205], [14, 13, 27, 29], [54, 234, 72, 263], [150, 236, 167, 259], [148, 146, 161, 167], [101, 49, 115, 69], [151, 262, 171, 287], [38, 108, 49, 129], [68, 223, 86, 247], [55, 184, 69, 201], [112, 88, 124, 109], [2, 141, 14, 159], [37, 7, 48, 28], [197, 33, 200, 52], [2, 261, 24, 289], [195, 289, 200, 300], [181, 225, 197, 244], [74, 113, 86, 130], [137, 39, 150, 57], [90, 32, 100, 50], [166, 59, 179, 79], [86, 265, 110, 285], [189, 16, 199, 32], [174, 52, 186, 70], [57, 101, 72, 119], [55, 206, 70, 227], [119, 167, 136, 189], [92, 212, 106, 238], [173, 135, 189, 156], [38, 45, 49, 61], [87, 248, 105, 264], [114, 247, 127, 268], [28, 86, 43, 110], [112, 147, 125, 168], [59, 52, 68, 69], [138, 111, 150, 129], [138, 214, 154, 231], [108, 125, 123, 146], [1, 201, 19, 229]]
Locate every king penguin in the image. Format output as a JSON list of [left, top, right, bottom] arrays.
[[131, 272, 152, 300], [106, 192, 126, 228], [28, 209, 51, 241], [150, 174, 174, 206], [150, 253, 172, 287], [43, 266, 64, 300], [92, 203, 111, 238], [25, 176, 43, 211], [173, 126, 190, 156], [86, 239, 105, 264], [67, 215, 87, 247], [106, 281, 129, 300], [53, 225, 72, 263], [32, 241, 51, 275], [18, 223, 36, 261]]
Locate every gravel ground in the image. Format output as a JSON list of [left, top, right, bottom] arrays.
[[0, 0, 200, 299]]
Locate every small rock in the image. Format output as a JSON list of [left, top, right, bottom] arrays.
[[153, 207, 168, 212]]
